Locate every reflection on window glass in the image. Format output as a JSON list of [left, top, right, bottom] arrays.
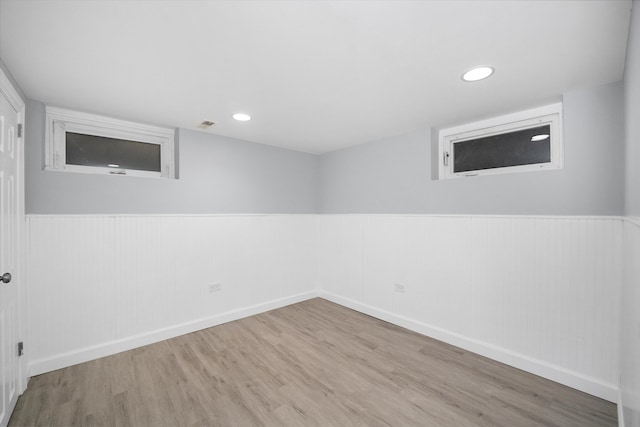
[[453, 125, 551, 173], [66, 132, 161, 172]]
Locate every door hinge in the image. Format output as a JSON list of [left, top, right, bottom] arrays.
[[17, 341, 24, 357], [17, 123, 23, 138]]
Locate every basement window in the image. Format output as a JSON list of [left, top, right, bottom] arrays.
[[45, 106, 175, 178], [438, 103, 563, 179]]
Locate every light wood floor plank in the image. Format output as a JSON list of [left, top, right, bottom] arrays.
[[9, 298, 616, 426]]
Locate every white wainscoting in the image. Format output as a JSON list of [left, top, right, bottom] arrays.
[[26, 215, 318, 375], [620, 217, 640, 426], [317, 215, 621, 402], [27, 214, 622, 403]]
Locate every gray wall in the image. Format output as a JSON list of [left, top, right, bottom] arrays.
[[626, 0, 640, 216], [319, 81, 625, 215], [25, 100, 319, 214], [19, 67, 626, 216]]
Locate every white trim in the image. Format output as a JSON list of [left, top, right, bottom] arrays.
[[44, 106, 176, 178], [26, 213, 319, 219], [0, 68, 28, 400], [0, 70, 25, 112], [25, 213, 624, 221], [318, 290, 619, 403], [623, 216, 640, 228], [28, 290, 318, 376], [318, 213, 622, 221], [618, 390, 625, 427], [438, 103, 563, 179]]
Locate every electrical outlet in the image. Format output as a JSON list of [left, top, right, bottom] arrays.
[[394, 283, 405, 293], [209, 283, 222, 293]]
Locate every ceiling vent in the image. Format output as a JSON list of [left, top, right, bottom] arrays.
[[198, 120, 215, 129]]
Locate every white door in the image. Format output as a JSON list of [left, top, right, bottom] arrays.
[[0, 69, 25, 427]]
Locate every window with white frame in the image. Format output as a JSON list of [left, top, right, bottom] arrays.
[[438, 103, 563, 179], [45, 106, 176, 178]]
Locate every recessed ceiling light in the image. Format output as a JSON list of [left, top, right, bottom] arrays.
[[531, 134, 550, 142], [462, 66, 494, 82], [232, 113, 251, 122], [107, 164, 120, 168]]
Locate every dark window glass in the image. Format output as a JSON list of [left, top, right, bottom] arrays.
[[453, 125, 551, 173], [66, 132, 161, 172]]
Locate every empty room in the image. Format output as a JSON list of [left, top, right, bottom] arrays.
[[0, 0, 639, 425]]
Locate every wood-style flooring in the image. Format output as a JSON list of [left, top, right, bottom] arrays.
[[10, 298, 616, 426]]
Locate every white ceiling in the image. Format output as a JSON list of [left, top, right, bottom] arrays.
[[0, 0, 632, 154]]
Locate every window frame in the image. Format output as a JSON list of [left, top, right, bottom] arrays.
[[45, 106, 176, 179], [438, 103, 563, 180]]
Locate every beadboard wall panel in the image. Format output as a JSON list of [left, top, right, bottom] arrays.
[[27, 217, 117, 360], [316, 215, 363, 302], [27, 214, 621, 403], [317, 215, 621, 401], [620, 217, 640, 426], [27, 215, 317, 375]]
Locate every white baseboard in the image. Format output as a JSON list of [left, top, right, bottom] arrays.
[[618, 391, 625, 427], [318, 290, 619, 403], [28, 287, 618, 404], [29, 290, 319, 376]]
